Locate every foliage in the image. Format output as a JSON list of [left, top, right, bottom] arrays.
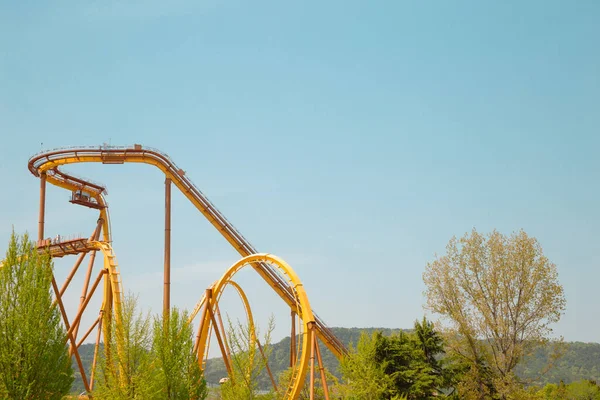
[[423, 229, 566, 398], [202, 326, 406, 389], [75, 327, 600, 395], [93, 294, 157, 399], [535, 380, 600, 400], [220, 316, 275, 400], [152, 308, 208, 399], [338, 331, 392, 399], [93, 297, 208, 399], [0, 232, 74, 399], [339, 318, 455, 399], [198, 328, 600, 394]]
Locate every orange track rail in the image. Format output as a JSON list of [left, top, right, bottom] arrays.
[[28, 145, 346, 358]]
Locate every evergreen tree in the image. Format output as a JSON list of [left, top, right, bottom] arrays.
[[339, 318, 455, 399]]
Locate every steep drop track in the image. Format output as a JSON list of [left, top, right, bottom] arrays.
[[28, 144, 345, 397]]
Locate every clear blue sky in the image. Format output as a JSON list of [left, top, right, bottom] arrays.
[[1, 1, 599, 344]]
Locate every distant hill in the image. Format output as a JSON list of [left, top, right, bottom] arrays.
[[203, 327, 406, 388], [72, 329, 600, 393], [515, 341, 600, 385], [203, 329, 600, 389]]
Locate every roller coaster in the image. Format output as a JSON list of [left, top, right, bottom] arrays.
[[25, 144, 345, 399]]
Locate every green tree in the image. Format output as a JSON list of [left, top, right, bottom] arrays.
[[152, 308, 207, 399], [535, 380, 600, 400], [93, 294, 157, 399], [565, 380, 600, 400], [339, 320, 458, 399], [0, 232, 73, 399], [338, 331, 392, 399], [423, 229, 566, 399], [413, 317, 462, 397], [220, 317, 275, 400], [375, 324, 452, 399]]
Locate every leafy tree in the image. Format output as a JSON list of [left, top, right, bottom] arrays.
[[423, 229, 567, 399], [536, 380, 600, 400], [0, 232, 73, 399], [94, 297, 208, 399], [220, 316, 275, 400], [564, 380, 600, 399], [338, 330, 391, 399], [152, 308, 207, 399], [538, 382, 565, 400], [339, 318, 452, 399], [93, 294, 157, 399]]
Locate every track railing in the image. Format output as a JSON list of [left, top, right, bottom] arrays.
[[29, 145, 346, 358]]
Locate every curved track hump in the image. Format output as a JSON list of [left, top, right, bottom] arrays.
[[196, 253, 315, 399], [29, 145, 346, 358]]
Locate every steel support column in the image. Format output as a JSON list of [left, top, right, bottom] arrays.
[[309, 323, 316, 400], [315, 337, 330, 400], [290, 310, 296, 367], [164, 177, 172, 319], [38, 172, 46, 242], [195, 290, 211, 357], [65, 270, 106, 341], [89, 311, 103, 390], [73, 250, 97, 338]]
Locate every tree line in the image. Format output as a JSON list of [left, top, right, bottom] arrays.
[[0, 229, 593, 399]]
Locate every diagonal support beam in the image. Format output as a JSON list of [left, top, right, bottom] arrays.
[[257, 338, 278, 392], [58, 252, 86, 297], [75, 316, 100, 350], [65, 269, 106, 343], [207, 300, 233, 378], [214, 302, 233, 374], [57, 219, 102, 301], [51, 276, 90, 393], [315, 336, 330, 400]]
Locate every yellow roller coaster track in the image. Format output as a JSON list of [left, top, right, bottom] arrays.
[[26, 144, 346, 398]]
